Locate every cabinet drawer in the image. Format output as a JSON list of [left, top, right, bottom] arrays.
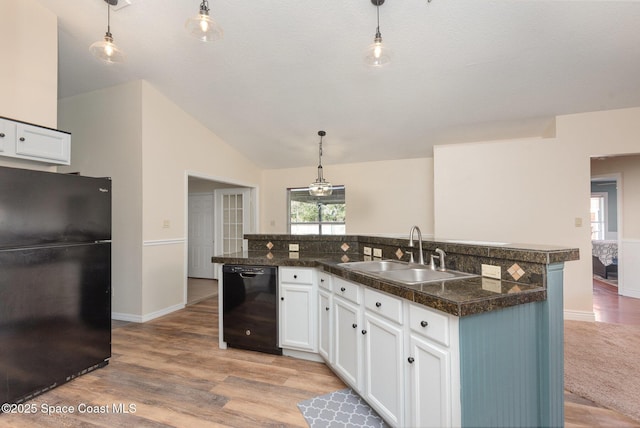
[[280, 267, 313, 285], [364, 288, 403, 325], [333, 277, 361, 304], [409, 303, 450, 347], [318, 271, 332, 290]]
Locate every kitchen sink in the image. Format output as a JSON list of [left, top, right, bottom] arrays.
[[338, 260, 408, 272], [377, 268, 477, 284], [338, 260, 478, 284]]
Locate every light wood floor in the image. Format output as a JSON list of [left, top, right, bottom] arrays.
[[3, 282, 639, 427]]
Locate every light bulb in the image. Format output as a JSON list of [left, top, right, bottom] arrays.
[[373, 43, 382, 59], [104, 43, 114, 57], [199, 15, 209, 33], [364, 37, 391, 67]]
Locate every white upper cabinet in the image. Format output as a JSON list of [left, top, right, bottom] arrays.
[[0, 117, 70, 165]]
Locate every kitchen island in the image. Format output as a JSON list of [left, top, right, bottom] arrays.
[[213, 234, 578, 428]]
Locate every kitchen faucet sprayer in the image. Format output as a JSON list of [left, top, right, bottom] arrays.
[[408, 226, 424, 265]]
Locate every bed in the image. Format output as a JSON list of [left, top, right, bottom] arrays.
[[592, 240, 618, 279]]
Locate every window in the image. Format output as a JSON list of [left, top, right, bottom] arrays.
[[288, 186, 346, 235], [590, 193, 607, 240]]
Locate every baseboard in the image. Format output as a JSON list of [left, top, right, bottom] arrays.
[[564, 310, 596, 322], [282, 348, 324, 363], [112, 302, 185, 323], [619, 288, 640, 299]]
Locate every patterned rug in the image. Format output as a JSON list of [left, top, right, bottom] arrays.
[[297, 388, 389, 428]]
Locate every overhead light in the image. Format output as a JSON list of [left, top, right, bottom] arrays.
[[364, 0, 391, 67], [309, 131, 333, 197], [185, 0, 223, 42], [89, 0, 125, 64]]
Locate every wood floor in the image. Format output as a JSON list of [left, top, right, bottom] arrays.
[[2, 279, 639, 427]]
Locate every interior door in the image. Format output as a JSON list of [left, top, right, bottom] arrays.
[[215, 188, 253, 256], [188, 193, 215, 279]]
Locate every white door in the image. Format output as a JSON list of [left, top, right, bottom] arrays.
[[188, 193, 215, 279], [215, 188, 253, 255]]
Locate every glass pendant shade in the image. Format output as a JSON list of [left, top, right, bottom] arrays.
[[364, 35, 391, 67], [90, 1, 124, 64], [90, 33, 125, 64], [186, 1, 223, 42], [309, 131, 333, 197]]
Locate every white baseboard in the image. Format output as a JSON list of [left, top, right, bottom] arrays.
[[282, 348, 324, 363], [619, 288, 640, 299], [112, 302, 185, 323], [563, 310, 596, 322]]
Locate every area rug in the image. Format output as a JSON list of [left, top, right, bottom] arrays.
[[564, 320, 640, 422], [297, 388, 389, 428]]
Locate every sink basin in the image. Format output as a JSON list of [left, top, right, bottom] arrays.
[[338, 260, 478, 284], [338, 260, 408, 272], [378, 268, 477, 284]]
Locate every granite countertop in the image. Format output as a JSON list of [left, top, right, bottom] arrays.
[[212, 251, 547, 317]]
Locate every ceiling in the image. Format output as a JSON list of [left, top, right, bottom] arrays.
[[35, 0, 640, 169]]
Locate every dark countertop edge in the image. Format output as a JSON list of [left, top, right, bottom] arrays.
[[212, 254, 548, 317]]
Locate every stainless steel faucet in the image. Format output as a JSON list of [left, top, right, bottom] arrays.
[[408, 226, 424, 265], [435, 248, 446, 271]]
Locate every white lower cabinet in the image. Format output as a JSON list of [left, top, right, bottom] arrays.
[[332, 295, 363, 390], [407, 333, 452, 427], [363, 312, 404, 427], [318, 288, 333, 362], [316, 270, 460, 428], [279, 267, 317, 352]]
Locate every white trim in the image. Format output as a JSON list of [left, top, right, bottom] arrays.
[[112, 302, 185, 323], [563, 310, 596, 322], [143, 238, 185, 246], [620, 239, 640, 298]]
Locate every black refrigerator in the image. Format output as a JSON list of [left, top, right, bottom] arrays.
[[0, 166, 112, 405]]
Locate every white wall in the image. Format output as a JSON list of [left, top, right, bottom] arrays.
[[58, 81, 144, 317], [434, 107, 640, 320], [0, 0, 57, 129], [0, 0, 58, 172], [139, 81, 261, 317], [260, 157, 434, 236]]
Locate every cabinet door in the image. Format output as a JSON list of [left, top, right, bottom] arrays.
[[408, 334, 452, 428], [363, 312, 404, 427], [333, 296, 362, 391], [15, 122, 70, 164], [279, 284, 316, 351], [318, 288, 332, 363], [0, 118, 15, 154]]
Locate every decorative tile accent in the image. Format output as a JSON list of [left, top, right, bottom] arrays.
[[508, 263, 525, 281], [266, 252, 274, 260], [297, 388, 388, 428], [341, 254, 350, 263], [395, 248, 404, 259], [341, 242, 350, 252], [266, 242, 274, 250]]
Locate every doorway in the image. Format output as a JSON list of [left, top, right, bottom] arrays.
[[186, 175, 256, 305]]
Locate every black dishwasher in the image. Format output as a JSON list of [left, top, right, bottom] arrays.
[[222, 265, 281, 355]]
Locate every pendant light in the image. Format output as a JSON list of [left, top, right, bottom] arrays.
[[89, 0, 125, 64], [364, 0, 391, 67], [309, 131, 333, 197], [185, 0, 224, 42]]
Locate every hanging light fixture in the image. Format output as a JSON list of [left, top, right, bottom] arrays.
[[309, 131, 333, 197], [364, 0, 391, 67], [89, 0, 125, 64], [185, 0, 223, 42]]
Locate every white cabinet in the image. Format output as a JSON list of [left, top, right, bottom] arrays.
[[0, 117, 70, 165], [406, 303, 459, 428], [318, 288, 333, 362], [333, 294, 362, 390], [279, 267, 317, 352], [363, 310, 404, 427]]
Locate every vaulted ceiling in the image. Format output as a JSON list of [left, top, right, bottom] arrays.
[[36, 0, 640, 169]]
